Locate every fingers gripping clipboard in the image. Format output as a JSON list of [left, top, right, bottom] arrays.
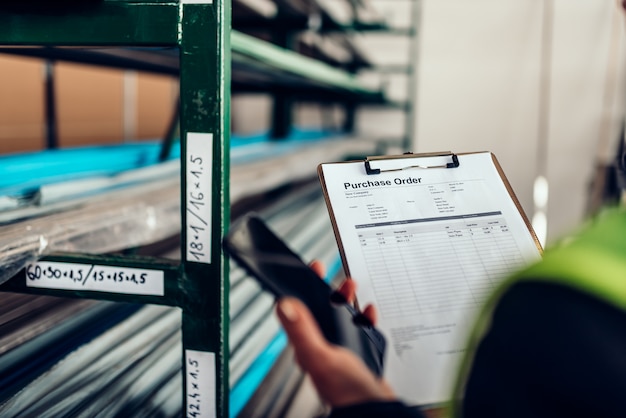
[[317, 151, 543, 406]]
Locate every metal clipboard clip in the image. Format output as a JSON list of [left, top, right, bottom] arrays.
[[364, 152, 460, 175]]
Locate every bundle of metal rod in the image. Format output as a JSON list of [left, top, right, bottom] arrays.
[[0, 297, 145, 406], [0, 178, 181, 285], [0, 303, 181, 417], [0, 294, 96, 356], [229, 134, 380, 203]]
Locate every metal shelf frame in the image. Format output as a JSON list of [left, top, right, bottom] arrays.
[[0, 1, 231, 417], [0, 30, 388, 102]]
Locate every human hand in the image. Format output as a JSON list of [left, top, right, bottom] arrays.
[[275, 260, 394, 408]]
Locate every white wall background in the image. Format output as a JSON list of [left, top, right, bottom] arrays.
[[411, 0, 626, 244]]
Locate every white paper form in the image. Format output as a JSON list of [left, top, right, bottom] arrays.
[[319, 152, 542, 406]]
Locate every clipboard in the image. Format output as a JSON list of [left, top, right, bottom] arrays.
[[318, 151, 542, 280], [317, 150, 543, 406]]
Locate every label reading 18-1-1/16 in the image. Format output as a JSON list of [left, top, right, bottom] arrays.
[[186, 132, 213, 265]]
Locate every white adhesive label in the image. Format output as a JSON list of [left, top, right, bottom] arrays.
[[185, 350, 216, 418], [186, 132, 213, 264], [182, 0, 213, 4], [25, 261, 164, 295]]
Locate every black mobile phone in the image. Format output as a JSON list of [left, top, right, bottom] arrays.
[[222, 213, 386, 376]]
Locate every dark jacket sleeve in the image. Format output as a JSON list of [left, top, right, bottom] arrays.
[[328, 401, 426, 418], [329, 281, 626, 418], [463, 281, 626, 418]]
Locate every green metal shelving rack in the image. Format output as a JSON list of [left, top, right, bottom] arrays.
[[0, 1, 231, 417], [0, 1, 395, 416]]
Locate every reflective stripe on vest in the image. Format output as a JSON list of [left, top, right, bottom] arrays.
[[450, 208, 626, 417]]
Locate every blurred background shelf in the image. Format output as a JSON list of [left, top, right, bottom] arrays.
[[0, 0, 416, 416]]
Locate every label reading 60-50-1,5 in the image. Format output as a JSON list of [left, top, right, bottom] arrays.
[[25, 261, 164, 296]]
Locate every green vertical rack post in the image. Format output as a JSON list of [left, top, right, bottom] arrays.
[[0, 1, 231, 417]]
